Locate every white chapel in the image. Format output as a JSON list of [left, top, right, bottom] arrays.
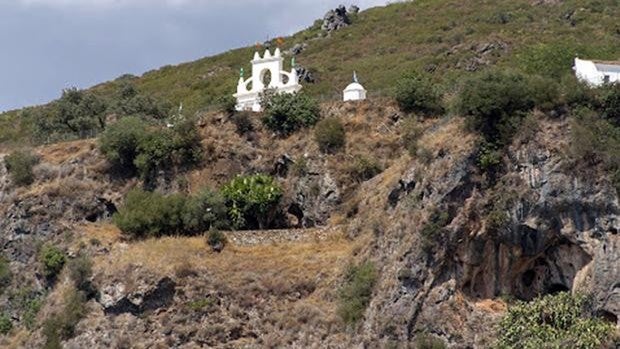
[[234, 48, 302, 112]]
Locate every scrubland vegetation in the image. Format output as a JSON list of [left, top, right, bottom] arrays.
[[1, 0, 620, 347]]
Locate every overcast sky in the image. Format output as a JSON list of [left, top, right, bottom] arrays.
[[0, 0, 387, 112]]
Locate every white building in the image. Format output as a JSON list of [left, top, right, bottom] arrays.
[[234, 48, 302, 112], [574, 57, 620, 87], [343, 71, 367, 102]]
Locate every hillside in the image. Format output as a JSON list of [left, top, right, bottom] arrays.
[[0, 0, 620, 348], [2, 0, 620, 148]]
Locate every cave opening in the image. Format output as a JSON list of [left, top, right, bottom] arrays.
[[597, 310, 618, 324], [546, 283, 569, 295], [521, 269, 536, 287]]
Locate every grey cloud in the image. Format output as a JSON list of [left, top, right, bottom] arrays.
[[0, 0, 386, 111]]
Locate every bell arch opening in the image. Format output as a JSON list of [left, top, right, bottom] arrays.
[[261, 69, 273, 88]]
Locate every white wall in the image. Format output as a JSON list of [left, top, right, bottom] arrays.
[[574, 58, 620, 86]]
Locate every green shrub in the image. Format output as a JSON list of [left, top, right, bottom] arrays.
[[207, 229, 227, 252], [262, 92, 320, 135], [182, 189, 229, 232], [457, 71, 548, 145], [570, 108, 620, 193], [338, 262, 377, 325], [601, 83, 620, 125], [113, 189, 186, 239], [100, 117, 202, 184], [4, 150, 39, 186], [315, 117, 346, 153], [39, 246, 66, 279], [217, 95, 237, 115], [43, 288, 86, 349], [0, 256, 12, 293], [114, 188, 229, 239], [110, 82, 171, 120], [0, 314, 12, 335], [135, 119, 203, 183], [561, 75, 600, 109], [496, 292, 616, 349], [349, 156, 383, 183], [98, 117, 148, 174], [221, 174, 283, 229], [395, 73, 443, 115]]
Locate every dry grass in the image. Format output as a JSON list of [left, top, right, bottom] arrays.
[[91, 224, 353, 289], [36, 139, 97, 166]]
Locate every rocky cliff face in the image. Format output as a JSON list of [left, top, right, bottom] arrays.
[[0, 107, 618, 348], [355, 117, 619, 347]]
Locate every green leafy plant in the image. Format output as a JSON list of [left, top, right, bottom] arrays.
[[314, 117, 346, 153], [338, 262, 377, 325], [4, 150, 39, 186], [262, 92, 320, 135], [496, 292, 616, 349], [39, 246, 66, 279], [221, 174, 283, 229], [395, 72, 443, 115]]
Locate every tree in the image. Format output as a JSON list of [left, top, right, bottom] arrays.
[[395, 72, 443, 115], [98, 117, 149, 175], [221, 174, 283, 229], [35, 88, 107, 139], [262, 92, 320, 135], [457, 71, 537, 145]]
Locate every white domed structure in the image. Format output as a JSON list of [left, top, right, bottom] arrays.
[[343, 71, 367, 102]]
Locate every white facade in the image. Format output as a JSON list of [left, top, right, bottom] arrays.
[[234, 48, 302, 112], [574, 57, 620, 87], [343, 72, 367, 101]]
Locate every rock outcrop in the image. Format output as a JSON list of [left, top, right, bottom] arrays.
[[322, 5, 352, 33]]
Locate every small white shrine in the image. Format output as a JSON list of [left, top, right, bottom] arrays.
[[234, 48, 302, 112], [343, 71, 367, 102], [574, 57, 620, 87]]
